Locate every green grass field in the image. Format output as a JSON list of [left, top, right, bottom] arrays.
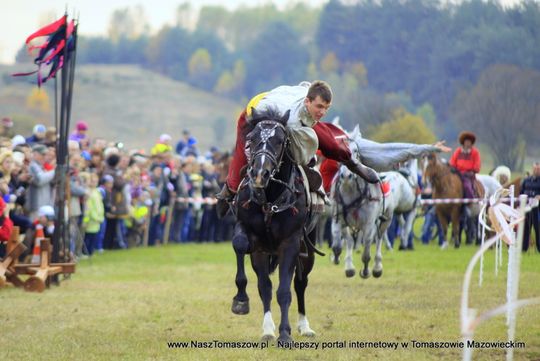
[[0, 242, 539, 361]]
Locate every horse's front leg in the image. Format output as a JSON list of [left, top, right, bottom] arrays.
[[330, 217, 343, 265], [343, 227, 356, 278], [251, 251, 275, 341], [436, 207, 449, 249], [231, 223, 250, 315], [401, 209, 416, 250], [360, 229, 373, 279], [373, 224, 385, 278], [294, 230, 316, 337], [276, 239, 301, 345]]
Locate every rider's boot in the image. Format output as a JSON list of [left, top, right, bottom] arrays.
[[343, 159, 380, 184], [216, 183, 235, 219]]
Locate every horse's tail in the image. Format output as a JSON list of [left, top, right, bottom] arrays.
[[269, 255, 279, 275]]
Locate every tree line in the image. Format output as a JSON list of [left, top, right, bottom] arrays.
[[16, 0, 540, 169]]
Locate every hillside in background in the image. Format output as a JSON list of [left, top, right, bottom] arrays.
[[0, 64, 241, 151]]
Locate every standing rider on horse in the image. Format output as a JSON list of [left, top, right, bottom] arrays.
[[449, 131, 481, 199], [216, 80, 380, 217]]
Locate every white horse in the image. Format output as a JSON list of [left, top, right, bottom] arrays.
[[330, 128, 392, 279], [380, 159, 419, 250], [477, 174, 502, 199], [490, 165, 511, 186]]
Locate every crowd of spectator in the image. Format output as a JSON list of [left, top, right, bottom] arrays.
[[0, 118, 235, 261]]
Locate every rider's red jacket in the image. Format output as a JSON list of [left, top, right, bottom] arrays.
[[449, 147, 481, 174]]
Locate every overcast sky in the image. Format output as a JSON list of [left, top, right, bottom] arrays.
[[0, 0, 521, 64]]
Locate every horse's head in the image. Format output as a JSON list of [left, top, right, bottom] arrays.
[[338, 126, 363, 185], [245, 108, 290, 189], [422, 153, 438, 180]]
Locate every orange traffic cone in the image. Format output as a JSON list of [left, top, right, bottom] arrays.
[[31, 224, 45, 264]]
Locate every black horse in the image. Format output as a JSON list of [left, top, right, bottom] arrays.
[[230, 108, 318, 344]]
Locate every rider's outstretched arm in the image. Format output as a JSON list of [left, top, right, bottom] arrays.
[[314, 122, 379, 184]]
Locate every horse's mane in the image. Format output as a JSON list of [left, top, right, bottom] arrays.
[[242, 107, 288, 138]]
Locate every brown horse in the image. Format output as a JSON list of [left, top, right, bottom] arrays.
[[423, 154, 485, 248]]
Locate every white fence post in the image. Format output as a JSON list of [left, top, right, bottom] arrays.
[[506, 194, 527, 361]]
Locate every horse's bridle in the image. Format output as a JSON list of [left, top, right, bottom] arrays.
[[247, 120, 288, 181]]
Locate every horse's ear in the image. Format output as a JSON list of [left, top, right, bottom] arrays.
[[281, 109, 291, 123], [351, 124, 360, 139]]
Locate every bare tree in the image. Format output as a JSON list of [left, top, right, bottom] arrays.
[[453, 64, 540, 171], [108, 5, 150, 42]]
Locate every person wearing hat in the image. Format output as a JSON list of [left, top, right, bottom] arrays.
[[26, 124, 47, 145], [449, 131, 481, 198], [25, 144, 55, 217], [151, 134, 173, 156], [36, 205, 56, 238], [175, 129, 198, 157], [11, 135, 26, 149], [70, 120, 89, 146], [0, 117, 14, 139]]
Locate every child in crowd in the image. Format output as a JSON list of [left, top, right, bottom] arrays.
[[83, 173, 104, 256]]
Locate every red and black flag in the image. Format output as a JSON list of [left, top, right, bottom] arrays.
[[13, 15, 77, 86]]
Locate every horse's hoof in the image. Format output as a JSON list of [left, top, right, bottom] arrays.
[[277, 333, 293, 348], [261, 334, 276, 343], [454, 242, 460, 249], [440, 242, 448, 250], [332, 249, 341, 265], [398, 245, 407, 251], [300, 329, 316, 337], [360, 270, 370, 279], [345, 269, 355, 278], [0, 275, 6, 288], [373, 269, 383, 278], [231, 297, 249, 315]]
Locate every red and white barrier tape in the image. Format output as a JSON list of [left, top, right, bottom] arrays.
[[176, 197, 217, 205], [420, 198, 484, 205], [419, 197, 529, 205]]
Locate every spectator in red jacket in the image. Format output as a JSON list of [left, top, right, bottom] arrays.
[[449, 131, 481, 198], [0, 197, 13, 242]]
